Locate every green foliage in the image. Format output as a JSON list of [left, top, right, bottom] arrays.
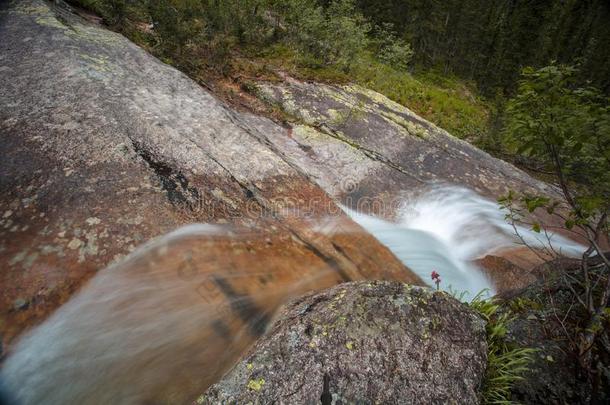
[[501, 67, 609, 390], [498, 190, 574, 239], [499, 194, 554, 233], [72, 0, 377, 72], [356, 0, 610, 96], [508, 297, 542, 314], [351, 57, 490, 139], [147, 0, 204, 54], [504, 64, 610, 217], [470, 291, 536, 404], [374, 23, 413, 71], [274, 0, 371, 69], [101, 0, 128, 25]]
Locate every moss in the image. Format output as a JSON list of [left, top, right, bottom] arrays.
[[350, 57, 490, 141]]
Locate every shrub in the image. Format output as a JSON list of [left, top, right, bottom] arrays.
[[275, 0, 371, 70], [374, 23, 413, 70], [502, 65, 609, 379]]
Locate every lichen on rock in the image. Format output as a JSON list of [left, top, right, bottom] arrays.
[[202, 281, 487, 404]]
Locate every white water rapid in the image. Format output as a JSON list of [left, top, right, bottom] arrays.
[[344, 185, 584, 299]]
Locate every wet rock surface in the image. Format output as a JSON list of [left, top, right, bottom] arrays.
[[0, 0, 417, 347], [0, 0, 571, 371], [0, 2, 595, 404], [476, 254, 538, 294], [202, 281, 488, 404]]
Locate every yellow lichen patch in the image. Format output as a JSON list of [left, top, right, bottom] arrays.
[[263, 85, 321, 124], [327, 108, 345, 126], [334, 290, 346, 301], [247, 378, 265, 391], [322, 85, 360, 107], [246, 363, 254, 370], [69, 24, 124, 46], [79, 54, 113, 73], [35, 15, 69, 31], [343, 84, 410, 117], [292, 124, 325, 141], [14, 1, 70, 30], [378, 110, 429, 140], [336, 315, 347, 325], [345, 341, 354, 350], [13, 4, 49, 16]]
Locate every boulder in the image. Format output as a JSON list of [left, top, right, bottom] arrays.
[[202, 281, 488, 404]]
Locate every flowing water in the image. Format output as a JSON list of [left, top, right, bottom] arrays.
[[0, 185, 584, 404], [344, 185, 584, 298]]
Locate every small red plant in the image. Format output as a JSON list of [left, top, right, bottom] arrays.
[[431, 270, 441, 291]]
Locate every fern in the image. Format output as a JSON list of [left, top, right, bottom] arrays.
[[470, 291, 536, 404]]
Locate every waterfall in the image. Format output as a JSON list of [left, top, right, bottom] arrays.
[[0, 185, 584, 404], [344, 184, 584, 299]]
